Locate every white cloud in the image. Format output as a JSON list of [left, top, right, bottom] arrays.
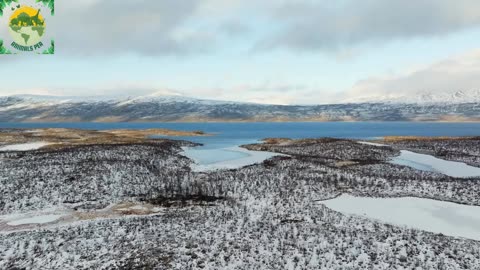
[[343, 49, 480, 102], [6, 0, 480, 56], [52, 0, 210, 56], [258, 0, 480, 51]]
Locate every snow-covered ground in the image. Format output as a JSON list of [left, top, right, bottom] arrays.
[[2, 137, 480, 269], [0, 208, 69, 230], [357, 141, 388, 147], [390, 150, 480, 178], [0, 202, 165, 233], [321, 195, 480, 240], [6, 214, 64, 226], [182, 146, 284, 172], [0, 142, 50, 151]]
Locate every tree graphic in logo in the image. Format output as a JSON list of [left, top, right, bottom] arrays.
[[0, 0, 54, 54]]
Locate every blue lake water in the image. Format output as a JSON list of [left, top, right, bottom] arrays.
[[1, 122, 479, 170], [1, 122, 479, 144]]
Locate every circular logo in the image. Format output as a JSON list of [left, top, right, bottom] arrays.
[[8, 6, 46, 47]]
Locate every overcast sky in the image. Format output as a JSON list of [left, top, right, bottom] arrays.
[[1, 0, 480, 104]]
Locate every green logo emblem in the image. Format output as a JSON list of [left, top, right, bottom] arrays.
[[0, 0, 54, 54]]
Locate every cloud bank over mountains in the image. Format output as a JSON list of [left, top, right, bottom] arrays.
[[52, 0, 480, 56], [4, 48, 479, 105], [343, 49, 480, 103], [1, 0, 480, 105]]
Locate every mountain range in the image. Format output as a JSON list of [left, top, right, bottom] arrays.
[[343, 90, 480, 104], [0, 93, 479, 122]]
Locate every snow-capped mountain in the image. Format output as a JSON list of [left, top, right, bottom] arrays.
[[344, 90, 480, 104], [0, 94, 479, 122], [8, 94, 238, 105]]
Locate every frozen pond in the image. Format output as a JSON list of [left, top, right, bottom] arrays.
[[0, 142, 50, 151], [182, 146, 283, 172], [7, 214, 64, 226], [390, 150, 480, 178], [181, 146, 250, 165], [321, 195, 480, 240], [357, 141, 388, 147]]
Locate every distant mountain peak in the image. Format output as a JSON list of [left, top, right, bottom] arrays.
[[344, 89, 480, 104], [2, 93, 245, 106]]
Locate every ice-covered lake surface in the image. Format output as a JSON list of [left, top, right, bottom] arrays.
[[321, 195, 480, 240], [390, 150, 480, 178], [182, 146, 284, 171], [0, 142, 50, 151], [180, 145, 251, 165], [5, 214, 64, 226], [357, 141, 387, 147]]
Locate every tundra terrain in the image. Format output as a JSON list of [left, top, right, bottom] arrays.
[[0, 130, 479, 269]]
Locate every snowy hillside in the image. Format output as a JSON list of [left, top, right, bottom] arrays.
[[344, 89, 480, 104], [0, 94, 479, 122]]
